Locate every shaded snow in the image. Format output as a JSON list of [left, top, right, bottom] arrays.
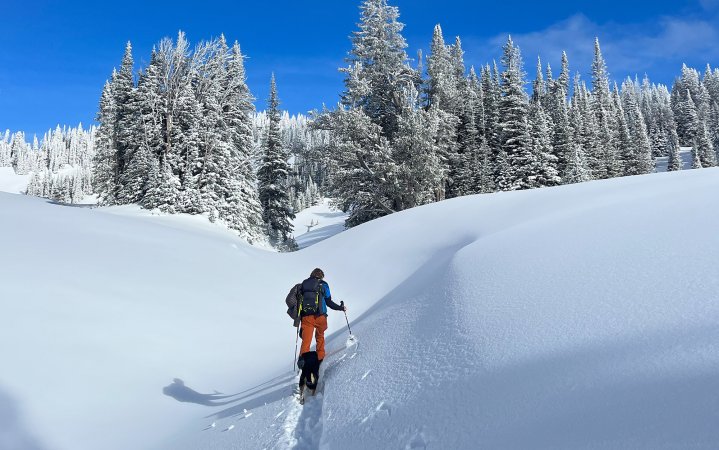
[[655, 147, 693, 172], [1, 169, 718, 449]]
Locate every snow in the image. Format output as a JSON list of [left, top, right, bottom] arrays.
[[291, 199, 347, 249], [655, 147, 693, 172], [0, 167, 30, 194], [1, 168, 719, 449]]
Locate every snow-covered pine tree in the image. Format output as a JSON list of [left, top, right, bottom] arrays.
[[691, 139, 703, 169], [551, 97, 573, 180], [575, 79, 601, 179], [671, 86, 717, 166], [480, 64, 501, 164], [590, 38, 615, 179], [427, 24, 455, 111], [709, 101, 719, 162], [558, 51, 570, 97], [527, 102, 560, 187], [612, 87, 633, 176], [622, 79, 654, 175], [174, 68, 204, 214], [532, 56, 551, 106], [564, 144, 591, 184], [476, 138, 495, 193], [493, 147, 512, 191], [318, 0, 421, 227], [313, 107, 397, 227], [142, 34, 187, 213], [113, 42, 138, 201], [10, 132, 38, 175], [544, 62, 554, 96], [446, 37, 470, 197], [696, 121, 717, 167], [667, 127, 683, 171], [194, 36, 231, 220], [672, 65, 710, 144], [498, 36, 535, 190], [450, 37, 466, 86], [451, 78, 480, 196], [218, 41, 265, 242], [426, 25, 464, 198], [342, 0, 416, 140], [0, 131, 10, 168], [468, 66, 486, 142], [258, 74, 296, 249], [121, 49, 163, 204], [703, 65, 719, 104], [25, 172, 42, 196], [680, 90, 700, 145], [532, 56, 545, 104], [567, 93, 591, 182], [545, 68, 572, 179], [392, 84, 443, 207], [143, 160, 180, 211]]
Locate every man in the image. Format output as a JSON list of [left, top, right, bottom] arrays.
[[298, 268, 346, 366]]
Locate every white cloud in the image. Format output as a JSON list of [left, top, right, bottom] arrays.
[[700, 0, 719, 11], [462, 12, 719, 84]]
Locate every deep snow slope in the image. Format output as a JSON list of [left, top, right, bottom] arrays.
[[1, 168, 719, 450]]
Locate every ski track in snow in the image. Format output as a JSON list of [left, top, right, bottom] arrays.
[[273, 339, 360, 449]]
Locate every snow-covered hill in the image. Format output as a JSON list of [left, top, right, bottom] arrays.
[[1, 168, 718, 450], [0, 167, 30, 194]]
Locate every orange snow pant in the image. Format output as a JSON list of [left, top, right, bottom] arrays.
[[300, 314, 328, 361]]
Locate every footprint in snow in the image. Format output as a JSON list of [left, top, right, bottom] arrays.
[[222, 425, 235, 432]]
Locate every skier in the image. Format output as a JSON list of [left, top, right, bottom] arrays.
[[297, 268, 346, 369]]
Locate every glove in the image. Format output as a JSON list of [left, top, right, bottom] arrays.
[[340, 301, 347, 312]]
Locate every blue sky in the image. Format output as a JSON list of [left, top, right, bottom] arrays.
[[1, 0, 718, 137]]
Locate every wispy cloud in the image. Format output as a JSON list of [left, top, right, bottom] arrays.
[[699, 0, 719, 11], [463, 11, 719, 85]]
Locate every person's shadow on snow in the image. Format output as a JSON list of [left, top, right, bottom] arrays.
[[162, 378, 239, 406]]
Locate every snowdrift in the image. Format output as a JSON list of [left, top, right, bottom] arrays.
[[1, 169, 718, 450]]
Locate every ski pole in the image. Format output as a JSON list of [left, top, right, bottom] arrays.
[[293, 325, 300, 373], [341, 301, 352, 335]]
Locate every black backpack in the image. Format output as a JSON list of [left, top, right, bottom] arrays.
[[299, 277, 323, 316], [285, 283, 302, 327]]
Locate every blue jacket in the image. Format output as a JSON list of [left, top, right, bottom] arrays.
[[301, 277, 342, 316], [318, 280, 343, 315]]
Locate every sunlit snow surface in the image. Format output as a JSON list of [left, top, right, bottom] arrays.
[[0, 167, 30, 194], [291, 199, 348, 249], [1, 168, 718, 450]]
